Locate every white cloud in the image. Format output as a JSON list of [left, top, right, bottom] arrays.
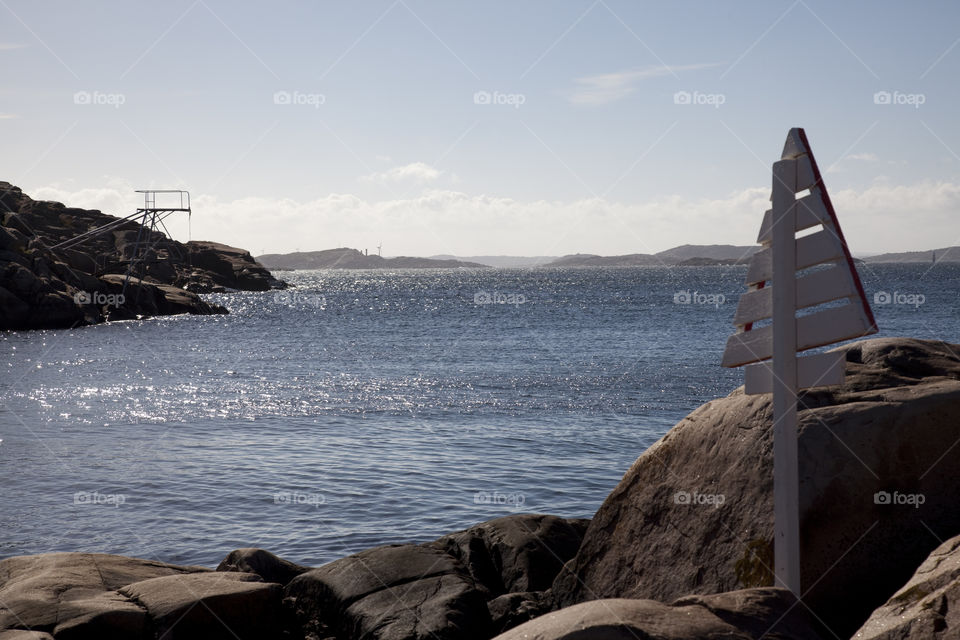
[[0, 43, 26, 51], [569, 63, 723, 105], [846, 153, 879, 162], [0, 113, 18, 119], [360, 162, 442, 185], [20, 179, 960, 257]]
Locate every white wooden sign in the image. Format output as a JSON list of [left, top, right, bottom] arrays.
[[721, 128, 877, 596]]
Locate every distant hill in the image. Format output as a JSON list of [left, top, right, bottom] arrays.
[[654, 244, 760, 263], [256, 248, 487, 270], [549, 253, 662, 267], [548, 245, 759, 267], [429, 255, 558, 268], [862, 247, 960, 263]]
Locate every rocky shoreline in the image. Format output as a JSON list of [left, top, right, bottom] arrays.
[[0, 182, 286, 331], [2, 337, 959, 639]]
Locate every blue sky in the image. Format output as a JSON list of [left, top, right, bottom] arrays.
[[2, 1, 959, 256]]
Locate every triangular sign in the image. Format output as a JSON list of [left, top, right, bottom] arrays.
[[722, 128, 877, 392]]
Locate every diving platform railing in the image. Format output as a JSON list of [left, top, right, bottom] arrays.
[[50, 190, 192, 303]]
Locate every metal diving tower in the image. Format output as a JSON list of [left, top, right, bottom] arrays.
[[51, 190, 192, 302]]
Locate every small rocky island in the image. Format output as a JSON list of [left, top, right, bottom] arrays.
[[0, 182, 286, 331], [2, 337, 958, 639]]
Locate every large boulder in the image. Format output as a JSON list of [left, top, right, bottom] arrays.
[[119, 572, 284, 639], [0, 552, 206, 637], [285, 543, 491, 640], [431, 514, 590, 596], [493, 588, 820, 640], [854, 533, 960, 638], [553, 337, 960, 638]]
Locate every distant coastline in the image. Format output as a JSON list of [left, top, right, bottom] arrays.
[[258, 243, 960, 270]]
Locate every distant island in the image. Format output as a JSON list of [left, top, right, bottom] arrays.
[[548, 244, 761, 267], [429, 255, 558, 268], [861, 246, 960, 263], [257, 243, 960, 271], [256, 248, 488, 270]]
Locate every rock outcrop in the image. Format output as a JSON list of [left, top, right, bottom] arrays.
[[0, 181, 284, 330], [854, 533, 960, 639], [182, 241, 285, 292], [553, 337, 960, 637], [286, 544, 490, 640], [493, 589, 821, 640], [0, 552, 290, 639], [0, 515, 588, 639], [284, 514, 590, 640], [0, 553, 205, 637]]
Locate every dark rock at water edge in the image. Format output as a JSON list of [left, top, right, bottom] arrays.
[[0, 181, 285, 330], [217, 547, 310, 586], [284, 514, 590, 640]]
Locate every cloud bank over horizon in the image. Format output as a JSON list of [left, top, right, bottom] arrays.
[[24, 176, 960, 259]]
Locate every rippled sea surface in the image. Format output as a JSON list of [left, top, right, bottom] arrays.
[[1, 264, 957, 566]]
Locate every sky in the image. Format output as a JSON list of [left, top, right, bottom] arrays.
[[2, 0, 959, 257]]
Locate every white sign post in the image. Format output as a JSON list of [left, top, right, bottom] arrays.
[[722, 128, 877, 596]]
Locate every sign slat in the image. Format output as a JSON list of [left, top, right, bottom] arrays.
[[722, 302, 874, 367], [757, 188, 830, 244], [743, 350, 846, 395], [733, 263, 859, 326], [796, 155, 817, 191], [746, 228, 845, 285]]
